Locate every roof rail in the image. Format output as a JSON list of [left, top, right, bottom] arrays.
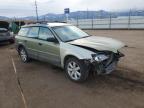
[[36, 21, 48, 24], [26, 21, 67, 25], [55, 21, 67, 23]]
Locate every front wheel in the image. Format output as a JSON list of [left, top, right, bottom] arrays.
[[65, 57, 89, 82]]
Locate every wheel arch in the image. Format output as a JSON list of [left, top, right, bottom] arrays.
[[63, 55, 79, 68], [63, 54, 90, 82]]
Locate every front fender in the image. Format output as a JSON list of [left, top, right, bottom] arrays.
[[60, 42, 94, 68]]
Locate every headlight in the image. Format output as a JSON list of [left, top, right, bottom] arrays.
[[92, 54, 109, 62]]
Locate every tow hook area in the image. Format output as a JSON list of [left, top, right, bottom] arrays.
[[92, 61, 118, 75]]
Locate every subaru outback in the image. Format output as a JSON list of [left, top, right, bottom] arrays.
[[15, 23, 125, 82]]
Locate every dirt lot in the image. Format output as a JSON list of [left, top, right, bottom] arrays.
[[0, 30, 144, 108], [86, 30, 144, 81], [87, 30, 144, 81]]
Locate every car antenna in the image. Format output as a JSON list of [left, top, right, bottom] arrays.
[[35, 0, 39, 22]]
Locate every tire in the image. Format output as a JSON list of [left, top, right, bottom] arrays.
[[19, 47, 30, 63], [65, 57, 89, 82]]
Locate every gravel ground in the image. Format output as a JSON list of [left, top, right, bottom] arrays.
[[0, 30, 144, 108]]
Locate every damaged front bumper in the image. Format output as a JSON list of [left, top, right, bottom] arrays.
[[92, 60, 118, 75], [86, 51, 124, 75]]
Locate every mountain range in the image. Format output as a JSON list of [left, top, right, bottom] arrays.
[[1, 10, 144, 21]]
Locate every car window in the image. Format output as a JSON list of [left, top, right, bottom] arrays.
[[38, 27, 54, 40], [18, 27, 29, 36], [28, 27, 39, 38]]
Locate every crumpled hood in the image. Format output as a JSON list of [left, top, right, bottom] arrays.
[[68, 36, 126, 53]]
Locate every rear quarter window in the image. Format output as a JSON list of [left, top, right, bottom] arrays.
[[18, 27, 29, 36]]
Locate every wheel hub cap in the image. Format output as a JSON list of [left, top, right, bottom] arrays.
[[20, 49, 27, 61], [67, 61, 81, 80]]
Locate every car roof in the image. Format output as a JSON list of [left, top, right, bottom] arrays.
[[22, 22, 72, 28]]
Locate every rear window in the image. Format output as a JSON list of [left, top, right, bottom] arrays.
[[18, 27, 29, 36], [0, 28, 7, 31]]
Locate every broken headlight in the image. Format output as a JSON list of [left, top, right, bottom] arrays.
[[91, 54, 109, 62]]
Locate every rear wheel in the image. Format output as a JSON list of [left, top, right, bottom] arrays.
[[19, 47, 29, 63], [65, 57, 89, 82]]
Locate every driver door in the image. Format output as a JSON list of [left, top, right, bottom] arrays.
[[37, 27, 61, 66]]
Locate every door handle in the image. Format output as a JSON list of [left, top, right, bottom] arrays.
[[38, 43, 42, 46]]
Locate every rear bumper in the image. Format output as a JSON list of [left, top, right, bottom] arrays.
[[0, 36, 14, 42]]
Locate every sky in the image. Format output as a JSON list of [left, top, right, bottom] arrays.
[[0, 0, 144, 17]]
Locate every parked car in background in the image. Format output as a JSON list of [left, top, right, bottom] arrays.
[[15, 23, 126, 82], [0, 28, 14, 43]]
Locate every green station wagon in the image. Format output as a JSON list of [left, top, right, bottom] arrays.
[[15, 23, 126, 82]]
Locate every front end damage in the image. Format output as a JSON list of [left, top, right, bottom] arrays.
[[84, 51, 124, 75]]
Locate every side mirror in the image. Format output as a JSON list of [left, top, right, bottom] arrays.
[[47, 37, 58, 43]]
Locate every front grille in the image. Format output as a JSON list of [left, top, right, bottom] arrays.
[[103, 52, 122, 68], [102, 53, 114, 67]]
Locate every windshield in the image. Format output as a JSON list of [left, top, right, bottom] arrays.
[[52, 26, 89, 42]]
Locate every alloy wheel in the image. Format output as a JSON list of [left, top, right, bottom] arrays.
[[67, 61, 81, 80], [20, 49, 27, 62]]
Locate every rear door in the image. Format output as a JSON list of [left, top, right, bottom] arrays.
[[37, 27, 61, 66], [25, 27, 40, 59], [16, 27, 29, 49]]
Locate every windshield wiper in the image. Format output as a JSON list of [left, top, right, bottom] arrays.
[[65, 39, 78, 42], [80, 35, 90, 39]]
